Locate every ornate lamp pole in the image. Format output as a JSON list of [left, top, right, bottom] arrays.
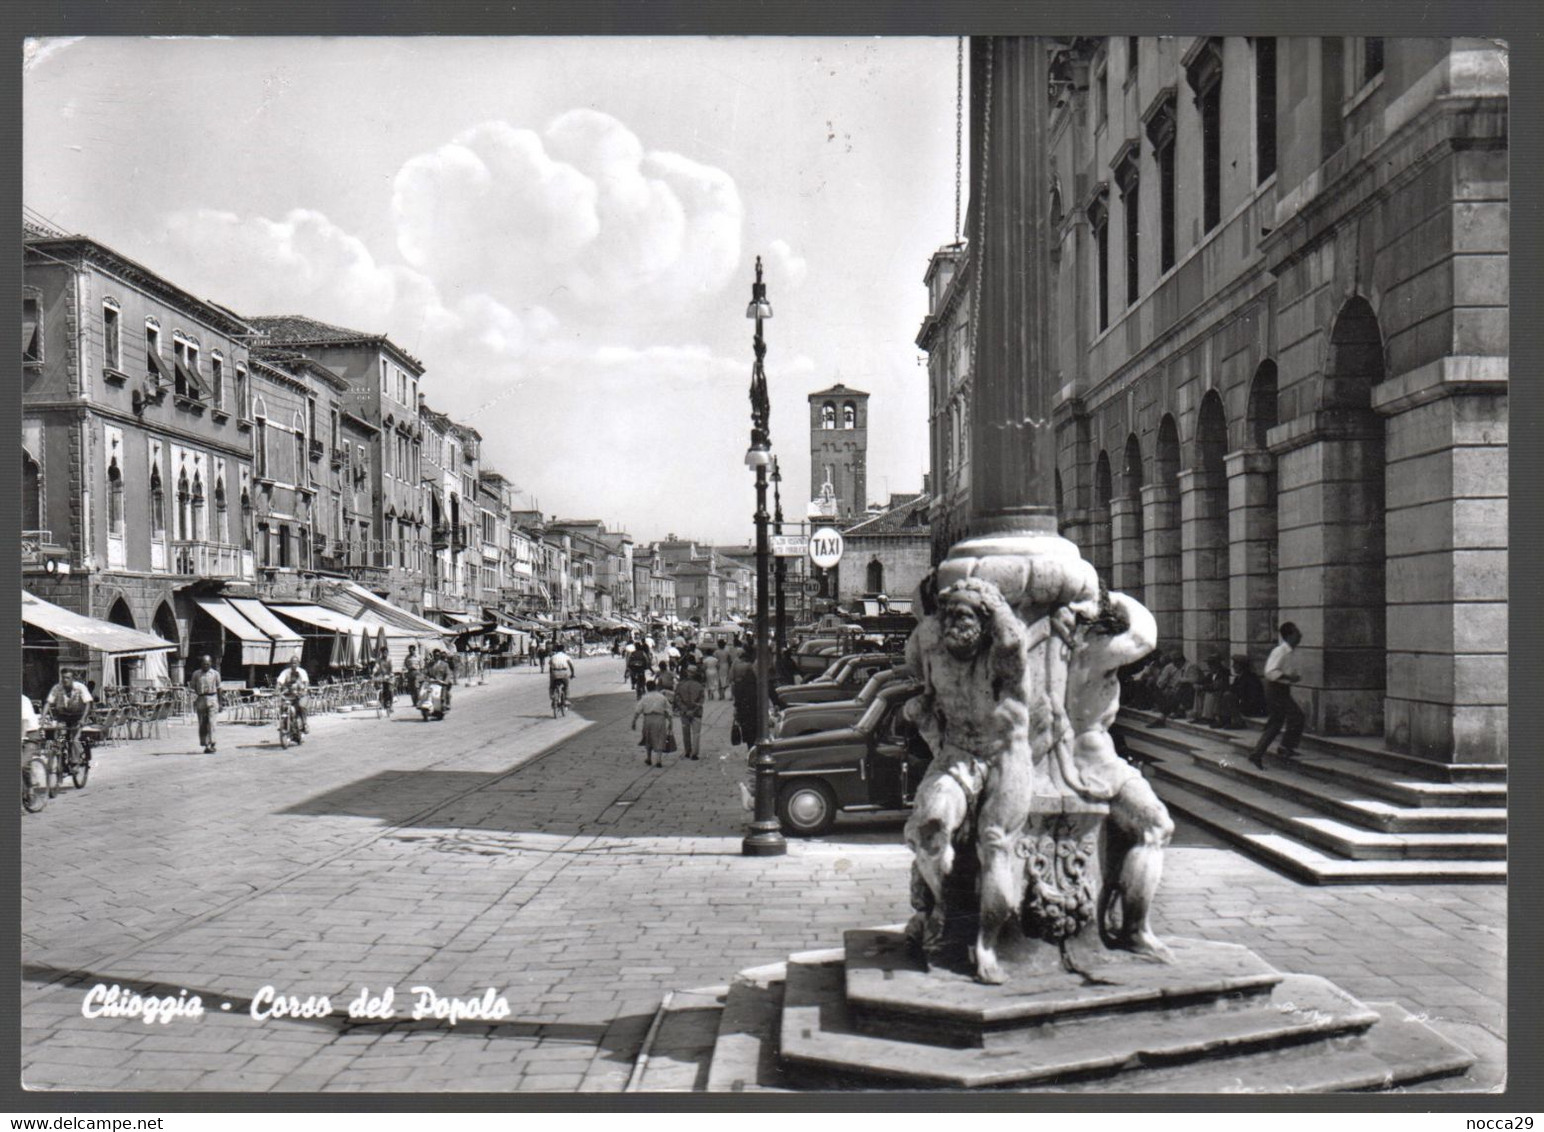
[[771, 456, 787, 655], [742, 256, 787, 858]]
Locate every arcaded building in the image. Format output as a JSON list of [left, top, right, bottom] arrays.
[[922, 37, 1507, 763]]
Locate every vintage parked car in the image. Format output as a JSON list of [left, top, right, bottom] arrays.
[[775, 652, 904, 708], [774, 666, 914, 738], [762, 679, 929, 837], [791, 637, 844, 678]]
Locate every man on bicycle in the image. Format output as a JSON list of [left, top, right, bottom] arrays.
[[275, 656, 310, 733], [372, 649, 395, 715], [548, 645, 575, 710], [43, 668, 93, 758]]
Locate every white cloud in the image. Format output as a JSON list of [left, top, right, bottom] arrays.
[[768, 238, 809, 288], [390, 110, 742, 315]]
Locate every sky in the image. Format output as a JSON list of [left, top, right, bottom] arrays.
[[23, 36, 959, 546]]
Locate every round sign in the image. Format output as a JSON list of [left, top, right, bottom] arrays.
[[809, 527, 845, 569]]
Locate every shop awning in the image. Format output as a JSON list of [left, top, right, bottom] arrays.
[[227, 597, 303, 663], [23, 592, 176, 656], [191, 596, 273, 666], [320, 580, 452, 639], [268, 603, 369, 635]]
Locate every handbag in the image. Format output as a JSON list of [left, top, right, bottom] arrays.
[[664, 726, 678, 754], [730, 719, 743, 746]]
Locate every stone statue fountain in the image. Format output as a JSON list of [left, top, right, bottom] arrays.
[[902, 520, 1174, 984]]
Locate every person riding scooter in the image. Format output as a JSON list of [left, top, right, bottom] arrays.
[[275, 656, 310, 734], [422, 650, 452, 714]]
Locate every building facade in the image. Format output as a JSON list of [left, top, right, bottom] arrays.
[[808, 383, 870, 523], [837, 493, 933, 607], [923, 36, 1508, 762], [246, 316, 429, 613], [23, 230, 260, 686]]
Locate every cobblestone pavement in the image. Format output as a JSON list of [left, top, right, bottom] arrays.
[[21, 659, 1506, 1093]]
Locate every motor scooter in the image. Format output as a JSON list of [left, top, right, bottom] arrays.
[[418, 680, 448, 721]]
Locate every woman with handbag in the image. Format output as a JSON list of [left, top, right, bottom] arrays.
[[632, 678, 674, 768]]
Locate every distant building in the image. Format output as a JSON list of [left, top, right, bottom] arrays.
[[808, 383, 869, 524], [837, 493, 932, 607]]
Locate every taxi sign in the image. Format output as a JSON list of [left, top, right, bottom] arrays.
[[809, 527, 845, 569]]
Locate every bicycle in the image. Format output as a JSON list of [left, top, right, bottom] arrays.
[[550, 680, 569, 718], [21, 737, 51, 813], [277, 694, 304, 748], [376, 677, 395, 719]]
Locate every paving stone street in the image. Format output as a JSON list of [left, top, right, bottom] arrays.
[[20, 658, 1506, 1094]]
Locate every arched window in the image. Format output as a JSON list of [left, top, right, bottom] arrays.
[[293, 411, 307, 484], [191, 472, 206, 542], [821, 402, 836, 430], [23, 449, 42, 531], [176, 469, 191, 540], [843, 402, 857, 429], [240, 489, 252, 550], [866, 558, 885, 593], [108, 458, 124, 537], [150, 465, 165, 537], [252, 397, 268, 478], [214, 477, 227, 544]]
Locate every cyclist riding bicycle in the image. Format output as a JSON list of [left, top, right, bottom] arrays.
[[43, 668, 93, 759], [548, 646, 575, 709], [275, 656, 311, 733], [372, 651, 395, 713]]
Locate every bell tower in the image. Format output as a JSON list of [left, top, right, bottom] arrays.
[[808, 383, 869, 523]]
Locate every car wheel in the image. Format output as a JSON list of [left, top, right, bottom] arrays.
[[777, 780, 838, 837]]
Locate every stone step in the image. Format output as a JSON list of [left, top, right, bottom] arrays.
[[779, 958, 1382, 1090], [1145, 736, 1508, 835], [625, 986, 726, 1092], [1037, 998, 1476, 1094], [842, 929, 1283, 1042], [704, 974, 791, 1092], [1152, 778, 1507, 884], [1120, 709, 1506, 792], [1147, 755, 1506, 860]]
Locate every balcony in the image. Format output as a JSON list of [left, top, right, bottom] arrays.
[[309, 438, 326, 461], [170, 541, 252, 580], [331, 446, 347, 469]]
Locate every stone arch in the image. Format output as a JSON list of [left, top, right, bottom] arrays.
[[1302, 295, 1387, 734], [1182, 391, 1230, 664], [821, 402, 836, 430], [105, 596, 135, 628], [1111, 433, 1145, 600], [1232, 359, 1281, 660], [842, 401, 857, 429], [1146, 415, 1183, 648], [1089, 450, 1114, 586], [152, 599, 183, 684]]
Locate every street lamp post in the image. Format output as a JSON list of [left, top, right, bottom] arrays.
[[771, 457, 787, 656], [742, 256, 787, 858]]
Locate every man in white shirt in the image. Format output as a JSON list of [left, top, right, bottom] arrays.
[[275, 657, 311, 733], [1251, 622, 1304, 768]]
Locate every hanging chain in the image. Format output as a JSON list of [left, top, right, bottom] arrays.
[[967, 37, 993, 394], [954, 37, 964, 244]]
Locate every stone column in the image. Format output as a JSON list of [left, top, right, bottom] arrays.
[[968, 35, 1055, 528], [1268, 410, 1386, 737], [1374, 357, 1507, 763], [1225, 448, 1279, 663], [1109, 494, 1144, 600], [1140, 483, 1182, 648], [1178, 468, 1228, 665]]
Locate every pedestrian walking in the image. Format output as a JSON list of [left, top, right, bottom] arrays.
[[632, 678, 674, 768], [674, 665, 706, 760], [716, 636, 737, 701], [730, 641, 762, 748], [189, 655, 222, 753], [701, 648, 720, 699], [1251, 622, 1306, 769]]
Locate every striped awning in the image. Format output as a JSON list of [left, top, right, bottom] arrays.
[[191, 596, 272, 666], [227, 597, 303, 663]]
